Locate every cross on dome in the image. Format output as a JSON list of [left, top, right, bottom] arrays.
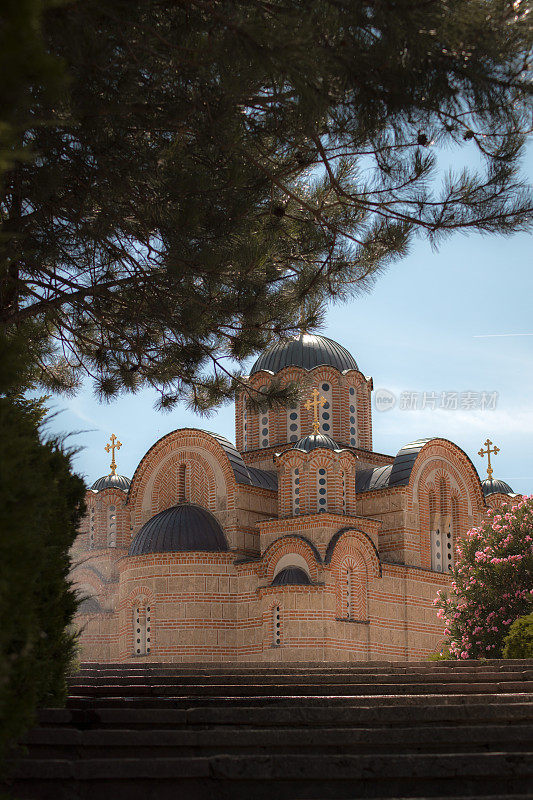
[[305, 388, 326, 435], [478, 438, 499, 479], [105, 433, 122, 477]]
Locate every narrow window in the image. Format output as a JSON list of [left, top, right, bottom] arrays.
[[348, 386, 357, 446], [287, 403, 300, 443], [444, 515, 454, 573], [134, 606, 145, 655], [134, 605, 151, 655], [107, 505, 116, 547], [272, 605, 281, 646], [292, 468, 300, 515], [317, 467, 327, 512], [319, 382, 333, 435], [178, 464, 186, 502], [431, 524, 443, 572], [146, 606, 151, 654], [346, 568, 353, 619], [260, 411, 269, 448], [429, 489, 441, 571]]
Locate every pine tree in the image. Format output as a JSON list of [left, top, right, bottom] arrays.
[[1, 0, 531, 410]]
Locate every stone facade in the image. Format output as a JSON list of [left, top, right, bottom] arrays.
[[70, 334, 519, 662]]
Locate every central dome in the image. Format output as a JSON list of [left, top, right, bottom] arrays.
[[250, 333, 358, 375]]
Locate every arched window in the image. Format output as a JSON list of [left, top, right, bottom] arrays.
[[292, 468, 300, 515], [430, 480, 454, 574], [178, 464, 186, 502], [272, 605, 281, 647], [107, 505, 116, 547], [287, 403, 300, 443], [317, 467, 327, 512], [319, 382, 333, 435], [260, 410, 270, 448], [341, 560, 366, 620], [348, 386, 357, 446], [133, 604, 151, 656]]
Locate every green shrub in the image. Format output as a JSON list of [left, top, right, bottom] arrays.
[[0, 396, 85, 764], [502, 613, 533, 659]]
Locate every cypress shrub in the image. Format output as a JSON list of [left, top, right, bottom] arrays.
[[0, 395, 85, 763]]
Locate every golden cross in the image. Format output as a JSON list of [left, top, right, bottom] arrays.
[[105, 433, 122, 476], [478, 438, 499, 479], [305, 388, 326, 435]]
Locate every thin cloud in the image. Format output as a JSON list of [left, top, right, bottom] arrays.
[[474, 333, 533, 338], [62, 399, 108, 431]]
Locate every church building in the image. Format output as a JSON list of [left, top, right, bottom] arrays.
[[70, 333, 519, 662]]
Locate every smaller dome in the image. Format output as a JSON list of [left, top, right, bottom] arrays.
[[482, 477, 514, 496], [271, 567, 311, 586], [291, 433, 341, 453], [129, 504, 228, 556], [91, 473, 131, 492]]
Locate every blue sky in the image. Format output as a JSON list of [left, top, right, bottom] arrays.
[[45, 151, 532, 497]]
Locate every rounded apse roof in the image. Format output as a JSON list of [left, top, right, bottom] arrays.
[[271, 567, 311, 586], [481, 477, 514, 497], [250, 333, 358, 375], [90, 473, 131, 492], [291, 433, 341, 453], [129, 504, 229, 556]]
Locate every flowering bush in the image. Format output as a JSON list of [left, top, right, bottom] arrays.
[[434, 496, 533, 659]]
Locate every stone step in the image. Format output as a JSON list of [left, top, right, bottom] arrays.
[[78, 659, 533, 668], [67, 670, 533, 686], [17, 722, 533, 759], [71, 666, 533, 677], [38, 701, 533, 730], [63, 691, 533, 710], [8, 660, 533, 799], [7, 752, 533, 799], [65, 681, 533, 697]]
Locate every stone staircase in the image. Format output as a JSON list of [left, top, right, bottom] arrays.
[[4, 660, 533, 799]]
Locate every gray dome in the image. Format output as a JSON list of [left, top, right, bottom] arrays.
[[271, 567, 311, 586], [91, 473, 131, 492], [481, 477, 514, 497], [292, 433, 341, 453], [250, 333, 358, 375], [129, 504, 228, 556]]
